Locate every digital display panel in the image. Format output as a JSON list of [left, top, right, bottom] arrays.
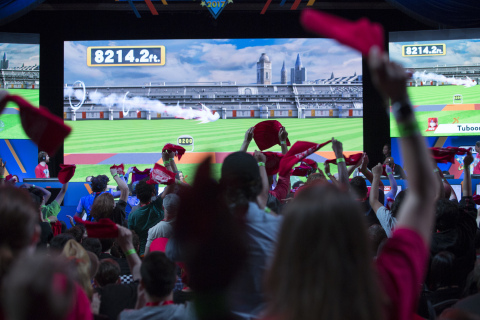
[[64, 38, 363, 182], [389, 28, 480, 137]]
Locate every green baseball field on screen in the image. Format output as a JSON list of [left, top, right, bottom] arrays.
[[390, 85, 480, 137], [65, 118, 363, 182], [0, 89, 39, 139]]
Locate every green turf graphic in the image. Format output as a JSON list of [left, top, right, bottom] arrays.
[[0, 89, 39, 139], [65, 118, 362, 182], [390, 85, 480, 137]]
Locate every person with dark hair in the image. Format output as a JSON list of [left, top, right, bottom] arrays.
[[65, 226, 85, 244], [350, 176, 382, 227], [49, 233, 75, 252], [76, 168, 129, 222], [418, 252, 462, 318], [35, 151, 50, 178], [384, 156, 407, 179], [128, 177, 175, 256], [94, 259, 121, 288], [82, 238, 102, 258], [219, 151, 280, 318], [383, 143, 391, 161], [119, 252, 194, 320]]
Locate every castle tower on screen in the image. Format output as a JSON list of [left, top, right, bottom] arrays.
[[281, 61, 287, 84], [0, 53, 8, 69], [257, 53, 272, 85], [291, 54, 307, 84]]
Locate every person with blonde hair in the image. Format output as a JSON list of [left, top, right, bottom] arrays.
[[62, 239, 94, 300]]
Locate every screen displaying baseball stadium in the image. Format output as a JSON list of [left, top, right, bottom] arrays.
[[64, 38, 363, 182], [0, 32, 40, 139], [389, 28, 480, 137]]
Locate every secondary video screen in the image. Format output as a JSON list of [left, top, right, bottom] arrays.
[[389, 28, 480, 137], [64, 38, 363, 182], [0, 32, 39, 139]]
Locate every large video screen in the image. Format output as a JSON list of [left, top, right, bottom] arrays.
[[64, 38, 363, 182], [0, 33, 39, 139], [389, 28, 480, 137]]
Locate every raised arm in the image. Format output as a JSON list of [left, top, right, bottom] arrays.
[[463, 152, 473, 197], [278, 127, 289, 154], [369, 163, 384, 213], [54, 182, 69, 204], [332, 138, 348, 189], [324, 162, 339, 187], [369, 47, 436, 244], [360, 154, 384, 187], [110, 167, 129, 202], [22, 183, 51, 203], [385, 165, 397, 196], [433, 166, 445, 202], [254, 150, 269, 209], [116, 225, 141, 281], [240, 127, 254, 152]]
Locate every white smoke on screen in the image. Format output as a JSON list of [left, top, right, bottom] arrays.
[[64, 84, 220, 123]]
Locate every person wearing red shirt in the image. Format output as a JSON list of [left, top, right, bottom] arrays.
[[35, 151, 50, 178]]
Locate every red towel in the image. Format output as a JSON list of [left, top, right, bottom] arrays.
[[0, 94, 71, 156], [5, 174, 13, 181], [110, 164, 125, 176], [131, 167, 151, 183], [430, 147, 471, 164], [324, 152, 363, 166], [162, 143, 186, 161], [263, 151, 284, 176], [50, 221, 63, 237], [58, 164, 76, 184], [253, 120, 291, 151], [291, 163, 315, 177], [278, 140, 332, 176], [300, 9, 384, 56], [74, 217, 119, 238], [146, 163, 176, 185]]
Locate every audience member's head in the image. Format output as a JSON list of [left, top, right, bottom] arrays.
[[99, 238, 115, 253], [65, 226, 84, 244], [384, 157, 395, 168], [82, 238, 102, 258], [292, 181, 304, 189], [135, 178, 156, 204], [49, 233, 75, 252], [94, 259, 121, 288], [383, 144, 391, 157], [220, 152, 262, 211], [367, 224, 387, 258], [476, 141, 480, 154], [90, 193, 115, 221], [390, 190, 407, 219], [62, 239, 93, 299], [2, 253, 75, 320], [350, 176, 368, 200], [38, 151, 49, 164], [0, 186, 38, 285], [163, 193, 180, 221], [90, 175, 109, 193], [306, 171, 327, 184], [140, 252, 176, 300], [28, 187, 45, 210], [443, 181, 452, 199], [430, 251, 457, 290], [265, 184, 382, 320], [435, 199, 459, 232]]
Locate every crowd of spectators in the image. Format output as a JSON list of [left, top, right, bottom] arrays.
[[1, 47, 480, 320]]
